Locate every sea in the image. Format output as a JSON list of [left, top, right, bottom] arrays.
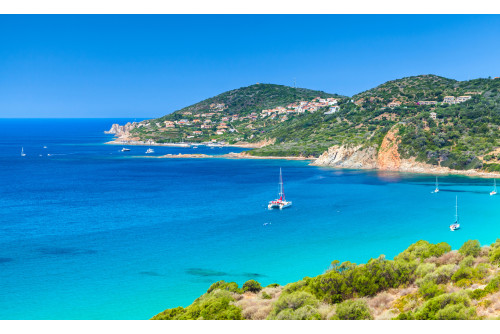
[[0, 118, 499, 320]]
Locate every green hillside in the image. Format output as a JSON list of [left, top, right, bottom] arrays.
[[130, 75, 500, 171]]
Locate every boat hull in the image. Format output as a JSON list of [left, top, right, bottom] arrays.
[[268, 201, 292, 210]]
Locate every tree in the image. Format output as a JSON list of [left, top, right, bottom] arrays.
[[458, 240, 481, 257], [242, 280, 262, 293]]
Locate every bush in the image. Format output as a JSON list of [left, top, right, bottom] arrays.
[[395, 240, 451, 262], [414, 292, 476, 320], [418, 281, 444, 300], [415, 263, 436, 278], [152, 290, 243, 320], [207, 280, 240, 294], [469, 275, 500, 300], [333, 299, 373, 320], [242, 280, 262, 293], [268, 291, 320, 320], [261, 291, 272, 299], [489, 239, 500, 264], [459, 240, 481, 257]]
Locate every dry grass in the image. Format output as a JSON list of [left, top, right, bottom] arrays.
[[234, 286, 283, 320]]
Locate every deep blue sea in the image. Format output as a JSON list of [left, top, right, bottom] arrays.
[[0, 119, 499, 319]]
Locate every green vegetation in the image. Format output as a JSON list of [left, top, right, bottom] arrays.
[[242, 280, 262, 293], [151, 289, 243, 320], [152, 237, 500, 320], [332, 299, 373, 320], [129, 75, 500, 171], [459, 240, 481, 257]]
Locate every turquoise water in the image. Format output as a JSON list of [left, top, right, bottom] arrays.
[[0, 119, 499, 319]]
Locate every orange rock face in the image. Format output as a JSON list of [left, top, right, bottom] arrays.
[[377, 129, 401, 170]]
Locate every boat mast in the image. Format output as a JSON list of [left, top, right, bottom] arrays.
[[455, 196, 458, 223], [281, 168, 285, 201]]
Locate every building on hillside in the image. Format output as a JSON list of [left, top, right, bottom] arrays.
[[443, 96, 456, 104], [418, 101, 437, 105], [456, 96, 472, 103], [324, 106, 340, 114], [430, 112, 437, 120], [193, 131, 203, 135], [387, 100, 401, 108]]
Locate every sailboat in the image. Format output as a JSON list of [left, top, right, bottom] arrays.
[[432, 176, 439, 193], [268, 168, 292, 210], [21, 147, 26, 157], [145, 148, 154, 154], [490, 179, 497, 196], [450, 196, 460, 231]]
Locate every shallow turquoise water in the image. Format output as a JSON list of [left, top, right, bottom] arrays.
[[0, 119, 499, 319]]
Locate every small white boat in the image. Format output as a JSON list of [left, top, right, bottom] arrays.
[[193, 146, 198, 149], [21, 147, 26, 157], [43, 146, 47, 149], [450, 196, 460, 231], [268, 168, 292, 210], [145, 148, 154, 154], [432, 176, 439, 193], [490, 179, 497, 196], [121, 148, 131, 152]]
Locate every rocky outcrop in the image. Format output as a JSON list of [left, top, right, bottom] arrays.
[[105, 122, 137, 136], [312, 145, 378, 169], [312, 129, 500, 178], [376, 129, 401, 170]]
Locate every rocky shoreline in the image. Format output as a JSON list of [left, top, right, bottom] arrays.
[[106, 123, 500, 178], [311, 132, 500, 179]]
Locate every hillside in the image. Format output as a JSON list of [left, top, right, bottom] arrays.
[[107, 75, 500, 172], [151, 238, 500, 320]]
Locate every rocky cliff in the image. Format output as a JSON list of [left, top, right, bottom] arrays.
[[312, 129, 500, 177], [312, 145, 378, 169], [105, 122, 137, 136]]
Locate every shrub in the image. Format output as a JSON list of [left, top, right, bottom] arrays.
[[469, 275, 500, 300], [152, 290, 243, 320], [489, 239, 500, 264], [414, 292, 476, 320], [395, 240, 451, 262], [415, 263, 436, 278], [459, 240, 481, 257], [242, 280, 262, 293], [207, 280, 240, 294], [420, 282, 444, 300], [261, 291, 272, 299], [268, 291, 320, 319], [333, 299, 373, 320]]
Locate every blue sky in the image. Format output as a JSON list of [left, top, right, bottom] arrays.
[[1, 15, 499, 118]]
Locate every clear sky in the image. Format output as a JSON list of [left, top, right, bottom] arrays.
[[1, 15, 500, 118]]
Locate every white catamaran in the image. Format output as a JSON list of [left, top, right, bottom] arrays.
[[490, 179, 497, 196], [268, 168, 292, 210], [450, 196, 460, 231], [432, 176, 439, 193]]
